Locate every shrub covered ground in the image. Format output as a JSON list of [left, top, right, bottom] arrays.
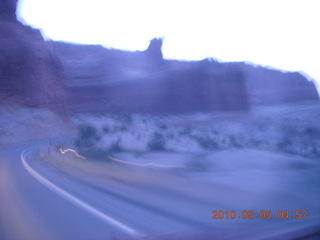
[[0, 105, 75, 145], [72, 101, 320, 160]]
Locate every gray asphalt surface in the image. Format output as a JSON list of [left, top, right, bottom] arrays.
[[1, 143, 320, 240], [0, 144, 138, 240]]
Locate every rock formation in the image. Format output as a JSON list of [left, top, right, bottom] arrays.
[[1, 0, 317, 115], [0, 0, 67, 112], [228, 62, 319, 105], [0, 0, 17, 21], [48, 37, 319, 114], [50, 41, 249, 113], [144, 38, 164, 68]]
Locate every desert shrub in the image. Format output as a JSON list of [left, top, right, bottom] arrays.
[[180, 126, 192, 135], [212, 130, 218, 135], [193, 135, 218, 150], [157, 122, 167, 130], [102, 125, 110, 133], [147, 132, 166, 151], [111, 123, 129, 133], [108, 139, 123, 153], [74, 124, 100, 149], [310, 146, 320, 157], [228, 135, 242, 148], [276, 137, 292, 151], [304, 127, 320, 137], [119, 125, 128, 132], [166, 133, 174, 139]]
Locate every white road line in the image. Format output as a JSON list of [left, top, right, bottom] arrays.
[[21, 148, 143, 238]]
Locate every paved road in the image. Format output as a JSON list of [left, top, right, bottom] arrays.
[[1, 144, 213, 240], [1, 144, 143, 240], [1, 143, 320, 240]]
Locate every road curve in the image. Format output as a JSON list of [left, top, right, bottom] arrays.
[[21, 148, 141, 238], [0, 144, 143, 240], [1, 144, 214, 240], [1, 143, 320, 240]]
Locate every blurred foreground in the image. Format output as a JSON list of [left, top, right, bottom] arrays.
[[31, 101, 320, 239], [1, 101, 320, 240], [38, 142, 320, 239]]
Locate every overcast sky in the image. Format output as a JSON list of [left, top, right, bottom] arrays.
[[17, 0, 320, 90]]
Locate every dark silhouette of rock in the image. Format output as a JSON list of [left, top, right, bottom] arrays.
[[0, 0, 67, 112], [159, 60, 248, 112], [50, 41, 249, 113], [0, 0, 17, 21], [227, 62, 319, 105], [48, 40, 319, 114], [47, 41, 148, 84], [1, 1, 317, 115], [144, 38, 163, 68]]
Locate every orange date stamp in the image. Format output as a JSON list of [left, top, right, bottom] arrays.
[[212, 210, 308, 220]]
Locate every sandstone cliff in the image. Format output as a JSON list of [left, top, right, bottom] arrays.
[[0, 0, 67, 112], [49, 39, 319, 113], [0, 0, 74, 144], [49, 40, 249, 113], [227, 62, 319, 105]]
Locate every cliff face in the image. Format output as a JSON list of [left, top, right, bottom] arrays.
[[48, 39, 318, 114], [0, 0, 75, 144], [46, 38, 165, 86], [0, 0, 66, 111], [160, 60, 248, 112], [49, 41, 249, 113], [0, 0, 17, 21], [228, 62, 319, 105], [1, 0, 317, 115]]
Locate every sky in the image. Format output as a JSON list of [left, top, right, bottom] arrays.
[[17, 0, 320, 90]]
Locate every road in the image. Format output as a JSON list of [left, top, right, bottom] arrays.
[[1, 144, 141, 240], [1, 144, 212, 240], [1, 143, 320, 240]]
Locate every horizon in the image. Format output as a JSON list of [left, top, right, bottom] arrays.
[[17, 0, 320, 93]]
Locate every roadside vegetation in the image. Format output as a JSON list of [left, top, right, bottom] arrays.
[[73, 101, 320, 160]]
